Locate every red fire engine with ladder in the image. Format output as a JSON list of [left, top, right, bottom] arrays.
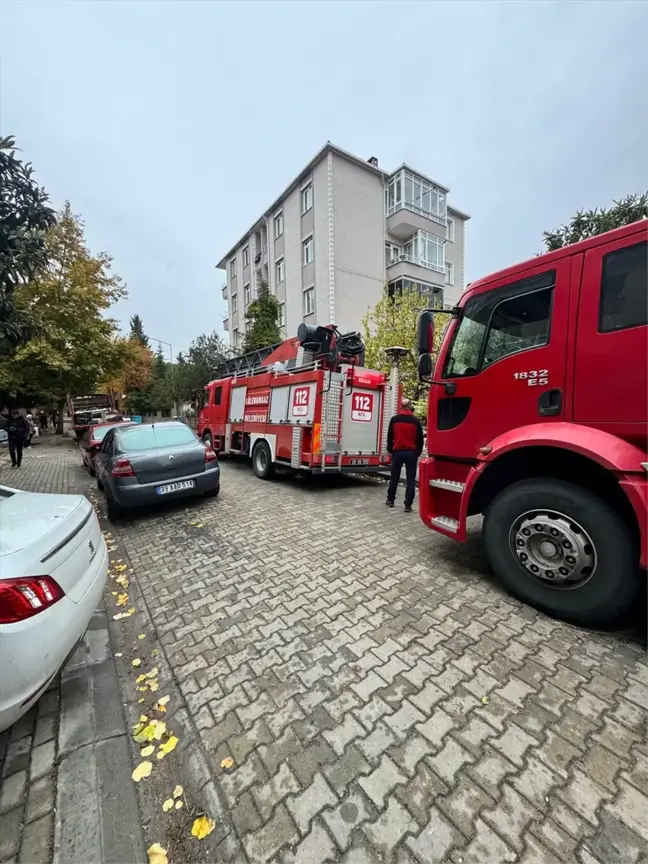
[[195, 324, 403, 479]]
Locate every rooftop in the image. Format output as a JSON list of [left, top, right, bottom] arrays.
[[216, 142, 470, 269]]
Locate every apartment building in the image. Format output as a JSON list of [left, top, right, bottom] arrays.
[[217, 142, 469, 349]]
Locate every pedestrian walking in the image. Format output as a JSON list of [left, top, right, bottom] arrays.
[[7, 409, 29, 468], [385, 398, 424, 513]]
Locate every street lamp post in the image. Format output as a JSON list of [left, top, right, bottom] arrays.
[[149, 337, 178, 418]]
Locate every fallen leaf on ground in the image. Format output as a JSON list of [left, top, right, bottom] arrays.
[[141, 745, 155, 757], [113, 608, 135, 620], [132, 761, 152, 782], [147, 843, 168, 864], [138, 698, 145, 703], [480, 695, 490, 705], [173, 785, 183, 798], [155, 695, 170, 713], [151, 649, 160, 657], [115, 652, 122, 658], [145, 667, 159, 679], [148, 680, 159, 692], [132, 659, 142, 667], [162, 799, 174, 812], [158, 735, 178, 756], [191, 815, 215, 840], [151, 720, 167, 740], [137, 634, 146, 640], [220, 757, 234, 770], [175, 800, 184, 809], [116, 593, 130, 607]]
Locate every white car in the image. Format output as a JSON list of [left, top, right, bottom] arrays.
[[0, 486, 108, 732]]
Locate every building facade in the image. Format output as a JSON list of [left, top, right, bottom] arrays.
[[217, 143, 469, 349]]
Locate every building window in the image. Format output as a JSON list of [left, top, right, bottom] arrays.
[[387, 170, 447, 224], [404, 231, 445, 272], [244, 283, 251, 305], [301, 183, 313, 214], [278, 303, 285, 327], [229, 257, 237, 277], [274, 211, 284, 238], [302, 235, 314, 265], [385, 243, 401, 266], [242, 246, 249, 267], [303, 286, 315, 316], [233, 328, 239, 347], [275, 257, 285, 283], [231, 293, 238, 313], [388, 278, 443, 309], [447, 217, 455, 242], [445, 262, 454, 286], [599, 241, 647, 333]]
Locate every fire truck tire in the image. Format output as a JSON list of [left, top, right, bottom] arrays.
[[202, 432, 214, 449], [483, 478, 640, 627], [252, 441, 275, 480]]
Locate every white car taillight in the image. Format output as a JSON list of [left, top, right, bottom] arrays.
[[0, 576, 65, 624]]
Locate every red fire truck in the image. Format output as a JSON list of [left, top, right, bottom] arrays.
[[195, 324, 399, 478], [416, 220, 647, 626]]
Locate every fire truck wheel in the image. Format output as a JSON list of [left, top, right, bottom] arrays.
[[203, 432, 214, 449], [483, 478, 640, 627], [252, 441, 275, 480]]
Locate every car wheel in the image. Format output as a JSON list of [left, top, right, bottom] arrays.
[[204, 484, 220, 499], [89, 461, 96, 477], [252, 441, 275, 480], [483, 478, 640, 627], [106, 491, 124, 521], [96, 474, 104, 491]]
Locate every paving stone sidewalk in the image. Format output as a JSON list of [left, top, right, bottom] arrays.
[[0, 437, 145, 864], [2, 437, 648, 863]]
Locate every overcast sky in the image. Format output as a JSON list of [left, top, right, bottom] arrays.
[[2, 0, 647, 354]]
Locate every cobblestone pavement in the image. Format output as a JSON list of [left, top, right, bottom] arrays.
[[2, 439, 647, 863]]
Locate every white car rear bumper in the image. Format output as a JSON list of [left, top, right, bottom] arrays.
[[0, 541, 108, 733]]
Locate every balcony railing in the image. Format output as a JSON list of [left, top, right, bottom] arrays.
[[386, 254, 445, 274], [221, 284, 227, 299], [223, 317, 229, 331], [387, 200, 447, 227]]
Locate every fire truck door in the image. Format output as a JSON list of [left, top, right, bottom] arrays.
[[432, 259, 571, 458], [341, 388, 381, 454], [573, 234, 647, 428], [229, 386, 247, 422]]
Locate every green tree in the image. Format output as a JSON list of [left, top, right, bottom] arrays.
[[242, 280, 281, 352], [543, 192, 647, 251], [362, 284, 450, 405], [178, 330, 232, 401], [0, 135, 57, 355], [129, 313, 150, 348], [0, 203, 127, 431]]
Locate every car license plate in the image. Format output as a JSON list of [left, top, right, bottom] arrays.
[[349, 459, 369, 466], [155, 480, 195, 495]]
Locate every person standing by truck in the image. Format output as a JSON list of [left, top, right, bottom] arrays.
[[385, 398, 424, 512], [7, 408, 29, 468]]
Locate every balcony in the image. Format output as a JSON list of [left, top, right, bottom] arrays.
[[385, 169, 447, 240], [221, 284, 227, 300], [223, 317, 229, 331]]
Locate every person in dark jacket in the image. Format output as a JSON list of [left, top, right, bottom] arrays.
[[7, 409, 30, 468], [386, 398, 424, 512]]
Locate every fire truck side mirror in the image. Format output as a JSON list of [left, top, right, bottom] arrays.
[[417, 310, 434, 356], [418, 353, 433, 380]]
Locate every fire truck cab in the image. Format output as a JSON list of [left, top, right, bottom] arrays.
[[195, 324, 398, 479], [417, 220, 647, 626]]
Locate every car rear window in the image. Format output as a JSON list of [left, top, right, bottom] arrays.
[[93, 426, 114, 442], [118, 425, 196, 451]]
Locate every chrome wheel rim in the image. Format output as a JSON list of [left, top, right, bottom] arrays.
[[256, 448, 266, 471], [509, 509, 596, 589]]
